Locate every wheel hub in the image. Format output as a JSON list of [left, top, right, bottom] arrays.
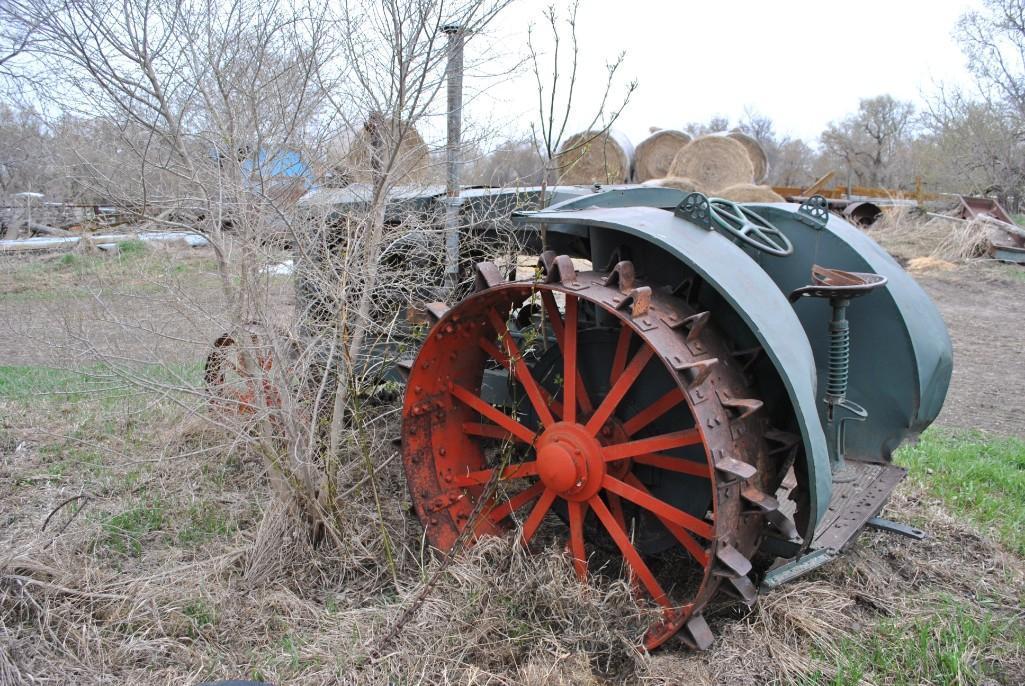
[[536, 422, 605, 501]]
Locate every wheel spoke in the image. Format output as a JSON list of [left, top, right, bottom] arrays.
[[540, 290, 594, 416], [589, 494, 670, 607], [462, 422, 516, 442], [450, 383, 537, 445], [520, 488, 557, 545], [487, 308, 555, 427], [562, 295, 578, 423], [602, 474, 715, 539], [610, 324, 631, 385], [607, 493, 641, 594], [603, 429, 703, 461], [478, 338, 565, 418], [624, 474, 709, 566], [568, 500, 588, 580], [453, 461, 538, 487], [632, 453, 711, 479], [585, 346, 655, 435], [622, 388, 686, 436], [483, 482, 546, 525]]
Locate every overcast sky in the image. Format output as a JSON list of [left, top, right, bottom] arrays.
[[464, 0, 978, 146]]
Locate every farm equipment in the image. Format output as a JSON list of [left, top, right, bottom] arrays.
[[394, 186, 951, 649], [208, 183, 952, 650]]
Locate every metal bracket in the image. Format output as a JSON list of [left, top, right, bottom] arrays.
[[866, 516, 927, 541], [795, 194, 830, 229], [674, 192, 713, 230], [760, 548, 837, 591]]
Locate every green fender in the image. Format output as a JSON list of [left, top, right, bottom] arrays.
[[516, 205, 832, 539], [733, 203, 953, 463]]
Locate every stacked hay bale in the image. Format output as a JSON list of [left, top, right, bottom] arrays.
[[555, 126, 780, 203], [641, 176, 706, 193], [640, 131, 779, 202], [344, 112, 429, 184], [716, 182, 784, 203], [634, 129, 692, 182], [555, 129, 634, 185], [668, 136, 754, 192], [726, 131, 769, 183]]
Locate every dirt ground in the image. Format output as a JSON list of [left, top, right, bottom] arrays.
[[916, 265, 1025, 438]]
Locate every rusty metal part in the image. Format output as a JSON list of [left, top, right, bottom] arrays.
[[204, 323, 283, 414], [800, 171, 836, 197], [764, 460, 909, 589], [810, 461, 907, 551], [956, 195, 1015, 224], [401, 257, 774, 650], [842, 201, 882, 227]]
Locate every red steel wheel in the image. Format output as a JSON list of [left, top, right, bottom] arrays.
[[204, 323, 283, 415], [402, 257, 776, 649]]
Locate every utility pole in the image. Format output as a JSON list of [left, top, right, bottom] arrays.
[[442, 23, 464, 296]]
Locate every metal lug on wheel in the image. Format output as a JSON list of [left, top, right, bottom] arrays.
[[395, 359, 414, 380], [673, 357, 718, 387], [473, 261, 506, 292], [670, 310, 710, 342], [540, 253, 577, 285], [615, 286, 652, 317], [725, 575, 759, 605], [765, 428, 801, 447], [765, 509, 801, 540], [714, 452, 757, 481], [741, 485, 780, 512], [720, 395, 764, 420], [602, 260, 636, 293], [425, 302, 450, 325], [714, 543, 753, 578], [682, 614, 715, 650]]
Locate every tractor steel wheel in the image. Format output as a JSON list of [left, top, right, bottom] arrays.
[[402, 256, 776, 650], [205, 323, 287, 415]]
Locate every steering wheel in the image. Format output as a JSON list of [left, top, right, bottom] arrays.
[[708, 198, 794, 257]]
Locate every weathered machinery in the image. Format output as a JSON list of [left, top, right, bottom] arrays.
[[209, 183, 952, 650], [396, 187, 951, 649]]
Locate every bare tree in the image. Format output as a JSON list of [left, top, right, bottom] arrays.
[[683, 114, 730, 138], [958, 0, 1025, 118], [821, 95, 915, 188], [6, 0, 515, 549], [526, 0, 636, 208]]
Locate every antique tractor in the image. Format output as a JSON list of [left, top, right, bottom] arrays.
[[209, 184, 952, 650], [397, 187, 951, 649]]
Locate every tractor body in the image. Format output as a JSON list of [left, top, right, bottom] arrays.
[[298, 184, 953, 648]]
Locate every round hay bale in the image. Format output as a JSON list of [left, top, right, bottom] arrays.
[[556, 129, 634, 185], [345, 112, 429, 184], [726, 131, 769, 183], [634, 129, 693, 182], [668, 136, 754, 192], [641, 176, 706, 194], [715, 183, 784, 203]]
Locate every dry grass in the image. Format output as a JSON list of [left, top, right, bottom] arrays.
[[0, 393, 655, 684], [907, 256, 957, 273], [867, 206, 992, 263], [3, 247, 1025, 685], [930, 218, 992, 261]]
